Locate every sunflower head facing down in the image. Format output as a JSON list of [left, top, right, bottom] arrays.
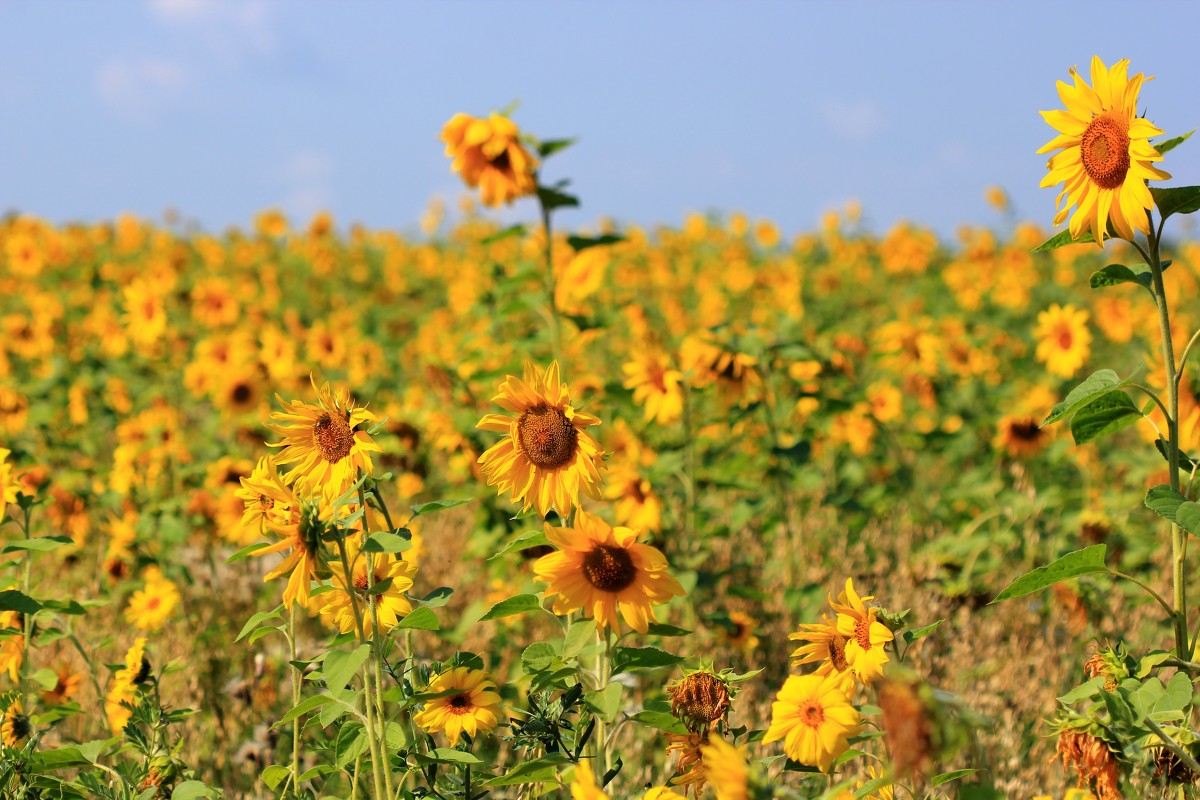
[[412, 666, 503, 746], [1, 699, 30, 748], [441, 112, 540, 208], [268, 378, 380, 496], [477, 361, 605, 518], [534, 509, 685, 634], [1039, 56, 1171, 244]]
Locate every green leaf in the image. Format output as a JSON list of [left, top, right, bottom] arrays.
[[397, 607, 440, 630], [1155, 130, 1194, 156], [990, 545, 1107, 604], [645, 623, 692, 637], [1155, 438, 1197, 472], [1151, 185, 1200, 220], [584, 682, 623, 722], [480, 594, 543, 622], [563, 619, 596, 660], [275, 694, 328, 726], [1069, 390, 1141, 444], [1034, 228, 1095, 252], [538, 138, 577, 158], [424, 748, 483, 764], [481, 224, 526, 245], [1042, 369, 1127, 426], [410, 498, 471, 517], [334, 723, 368, 768], [227, 541, 270, 563], [1089, 263, 1152, 295], [1, 536, 73, 554], [902, 619, 944, 643], [416, 586, 453, 607], [521, 642, 558, 673], [567, 233, 624, 252], [537, 186, 580, 211], [930, 769, 979, 787], [261, 765, 290, 790], [1146, 485, 1188, 523], [611, 646, 683, 674], [1178, 503, 1200, 537], [31, 668, 59, 691], [0, 590, 41, 615], [489, 529, 550, 560], [1057, 676, 1107, 704], [235, 606, 283, 644], [26, 747, 93, 772], [630, 710, 688, 735], [363, 531, 410, 554], [482, 754, 568, 786], [171, 781, 218, 800], [323, 645, 371, 693]]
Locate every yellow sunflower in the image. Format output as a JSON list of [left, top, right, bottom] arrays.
[[788, 614, 855, 688], [0, 448, 18, 523], [0, 610, 24, 682], [441, 112, 539, 208], [1034, 304, 1092, 378], [412, 666, 503, 746], [124, 566, 181, 632], [41, 662, 83, 706], [1039, 56, 1170, 244], [268, 378, 380, 495], [106, 637, 151, 735], [309, 537, 417, 635], [996, 414, 1049, 458], [1, 700, 30, 748], [762, 673, 861, 774], [701, 735, 749, 800], [833, 578, 894, 684], [477, 361, 605, 518], [254, 499, 331, 608], [666, 732, 709, 794], [534, 509, 685, 634], [569, 761, 609, 800], [236, 456, 299, 530], [623, 350, 684, 425]]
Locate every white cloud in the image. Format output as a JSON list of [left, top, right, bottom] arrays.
[[95, 59, 188, 122], [820, 99, 884, 144]]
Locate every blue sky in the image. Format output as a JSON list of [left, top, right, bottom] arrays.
[[2, 1, 1199, 240]]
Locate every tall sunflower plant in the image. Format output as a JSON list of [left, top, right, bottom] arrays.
[[993, 55, 1200, 790]]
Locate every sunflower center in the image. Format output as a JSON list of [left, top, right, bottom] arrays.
[[829, 634, 849, 672], [489, 149, 512, 172], [854, 617, 874, 650], [260, 494, 275, 511], [448, 693, 471, 712], [1080, 114, 1131, 190], [353, 572, 370, 592], [582, 544, 637, 592], [7, 713, 30, 740], [799, 700, 826, 729], [232, 383, 252, 404], [313, 411, 354, 463], [1011, 419, 1041, 442], [516, 405, 577, 469], [1057, 327, 1074, 350]]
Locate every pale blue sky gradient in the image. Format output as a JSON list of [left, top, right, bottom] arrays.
[[2, 1, 1199, 239]]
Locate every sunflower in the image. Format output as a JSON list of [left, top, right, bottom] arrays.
[[623, 350, 684, 425], [1038, 56, 1170, 244], [788, 614, 854, 688], [569, 761, 610, 800], [309, 537, 417, 635], [667, 668, 732, 733], [0, 448, 18, 523], [412, 667, 503, 746], [268, 378, 380, 495], [762, 673, 861, 774], [41, 662, 83, 706], [441, 112, 539, 208], [124, 567, 181, 632], [1034, 304, 1092, 378], [534, 509, 685, 634], [236, 456, 299, 531], [0, 611, 24, 682], [254, 499, 331, 608], [666, 732, 709, 794], [643, 788, 687, 800], [106, 637, 151, 735], [833, 578, 894, 684], [604, 464, 662, 533], [1, 700, 30, 748], [477, 361, 605, 518], [719, 610, 760, 653], [996, 413, 1048, 458], [701, 735, 749, 800]]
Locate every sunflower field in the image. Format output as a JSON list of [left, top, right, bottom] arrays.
[[3, 56, 1200, 800]]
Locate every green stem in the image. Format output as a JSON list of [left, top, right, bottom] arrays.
[[592, 628, 613, 775], [538, 194, 562, 360], [289, 605, 302, 796], [359, 483, 395, 800], [1109, 569, 1174, 618]]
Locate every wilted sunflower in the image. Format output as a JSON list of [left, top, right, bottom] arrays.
[[268, 378, 380, 495], [1, 700, 30, 748], [666, 732, 709, 795], [477, 361, 604, 518], [412, 667, 502, 746], [1034, 304, 1092, 378], [1038, 56, 1170, 244], [441, 112, 540, 208], [534, 509, 685, 634], [763, 673, 861, 774]]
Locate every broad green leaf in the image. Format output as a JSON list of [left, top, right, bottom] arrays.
[[563, 619, 596, 660], [227, 541, 269, 563], [397, 607, 440, 630], [480, 593, 543, 621], [0, 590, 42, 615], [645, 623, 693, 637], [1069, 390, 1141, 444], [1155, 438, 1197, 472], [26, 747, 92, 772], [567, 233, 624, 252], [423, 748, 483, 764], [1155, 130, 1194, 156], [416, 586, 453, 607], [854, 775, 892, 798], [537, 186, 580, 211], [363, 531, 410, 554], [489, 529, 550, 560], [1034, 228, 1096, 252], [261, 765, 290, 790], [410, 498, 471, 517], [171, 781, 218, 800], [235, 606, 283, 644], [483, 755, 568, 786], [1057, 676, 1106, 704], [611, 646, 683, 674], [1151, 186, 1200, 220], [481, 224, 526, 245], [585, 682, 623, 722], [902, 619, 944, 643], [1089, 263, 1152, 295], [521, 642, 558, 673], [323, 645, 370, 693], [275, 694, 327, 726], [1146, 485, 1187, 523], [334, 722, 368, 768], [538, 138, 577, 158], [630, 710, 688, 735], [31, 668, 59, 691], [1178, 502, 1200, 537], [1, 536, 73, 554], [1042, 369, 1126, 426], [990, 545, 1107, 604]]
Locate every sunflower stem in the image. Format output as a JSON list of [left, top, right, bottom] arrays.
[[359, 480, 395, 800], [1145, 223, 1188, 659], [288, 605, 302, 797], [538, 193, 562, 362], [592, 627, 613, 774]]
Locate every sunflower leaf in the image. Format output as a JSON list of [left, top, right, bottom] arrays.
[[482, 754, 568, 786], [397, 607, 440, 630], [0, 590, 42, 615], [1151, 186, 1200, 221], [989, 544, 1107, 604], [567, 233, 624, 252], [611, 646, 683, 674], [537, 185, 580, 211], [480, 593, 543, 621], [363, 530, 410, 554], [537, 138, 578, 159], [1089, 263, 1153, 295], [481, 224, 526, 245], [488, 529, 549, 560], [930, 769, 979, 787], [1069, 390, 1141, 445], [1145, 484, 1188, 523], [1042, 369, 1128, 427], [410, 498, 472, 517], [1033, 228, 1096, 252], [1155, 129, 1194, 156], [1154, 438, 1197, 472]]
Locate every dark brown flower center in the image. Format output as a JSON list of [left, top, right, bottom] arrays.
[[231, 383, 253, 405], [829, 634, 849, 672], [799, 700, 826, 729], [448, 693, 471, 711], [668, 672, 731, 731], [582, 544, 637, 592], [260, 494, 275, 511], [489, 149, 512, 173], [313, 411, 354, 463], [516, 405, 577, 469], [1010, 419, 1041, 442], [1081, 114, 1131, 190]]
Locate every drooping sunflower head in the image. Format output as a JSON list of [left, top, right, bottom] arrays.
[[441, 112, 540, 208], [477, 360, 605, 518], [1038, 56, 1171, 244], [667, 668, 733, 733], [268, 378, 380, 496]]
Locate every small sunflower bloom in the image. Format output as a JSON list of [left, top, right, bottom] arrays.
[[477, 360, 604, 518], [1, 700, 31, 748], [412, 667, 503, 746], [1038, 56, 1170, 244], [1034, 304, 1092, 378], [236, 456, 299, 530], [763, 673, 861, 774], [788, 614, 855, 688], [832, 578, 894, 684], [124, 566, 181, 632], [623, 351, 684, 425], [106, 637, 151, 735], [441, 112, 539, 208], [309, 538, 417, 635], [534, 509, 685, 634]]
